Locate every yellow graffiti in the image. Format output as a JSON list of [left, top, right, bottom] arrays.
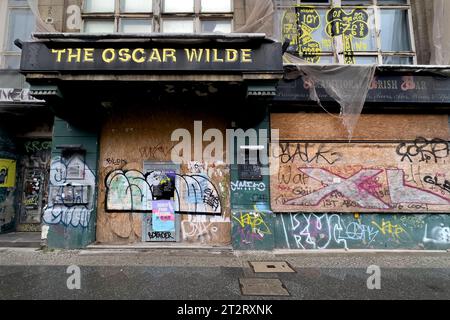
[[233, 212, 272, 235], [296, 6, 322, 63], [325, 7, 370, 64], [371, 219, 409, 240], [0, 159, 16, 188]]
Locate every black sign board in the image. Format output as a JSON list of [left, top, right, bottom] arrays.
[[20, 41, 283, 73], [275, 74, 450, 104], [238, 164, 263, 181]]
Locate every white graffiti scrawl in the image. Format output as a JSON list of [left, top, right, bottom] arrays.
[[284, 168, 450, 210], [285, 168, 389, 209], [43, 156, 95, 228]]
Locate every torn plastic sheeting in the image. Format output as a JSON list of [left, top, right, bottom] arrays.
[[283, 58, 376, 141], [234, 0, 274, 36], [431, 0, 450, 65]]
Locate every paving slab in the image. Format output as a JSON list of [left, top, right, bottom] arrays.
[[0, 232, 40, 248]]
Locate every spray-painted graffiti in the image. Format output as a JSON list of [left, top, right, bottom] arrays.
[[276, 213, 450, 250], [423, 224, 450, 245], [283, 168, 450, 209], [43, 156, 95, 228], [105, 169, 222, 215], [396, 137, 449, 163], [0, 187, 15, 232], [18, 140, 52, 225], [24, 141, 52, 154], [231, 181, 266, 192], [233, 211, 272, 245], [271, 142, 450, 213]]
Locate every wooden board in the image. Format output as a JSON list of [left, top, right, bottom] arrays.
[[271, 141, 450, 213], [96, 104, 231, 245], [271, 114, 450, 141]]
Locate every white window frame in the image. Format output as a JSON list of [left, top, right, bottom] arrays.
[[81, 0, 234, 33], [0, 0, 35, 69], [0, 0, 7, 68], [277, 0, 417, 65]]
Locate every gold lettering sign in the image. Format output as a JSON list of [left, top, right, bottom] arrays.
[[50, 48, 254, 64]]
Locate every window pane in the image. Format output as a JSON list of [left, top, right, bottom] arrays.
[[382, 56, 413, 65], [84, 0, 115, 13], [326, 8, 376, 52], [294, 8, 333, 63], [162, 19, 194, 33], [4, 55, 21, 69], [7, 8, 35, 52], [377, 0, 408, 4], [316, 55, 335, 64], [201, 20, 232, 33], [353, 56, 378, 64], [380, 9, 411, 51], [121, 0, 152, 13], [84, 20, 115, 33], [201, 0, 232, 13], [164, 0, 194, 13], [120, 19, 152, 33], [341, 0, 372, 5], [8, 0, 29, 7]]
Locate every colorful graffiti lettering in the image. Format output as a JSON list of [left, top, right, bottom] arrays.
[[278, 213, 450, 250], [105, 169, 222, 215], [233, 212, 272, 245], [43, 156, 95, 228]]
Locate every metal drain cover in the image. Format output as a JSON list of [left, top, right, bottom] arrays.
[[240, 278, 290, 296], [249, 261, 295, 273]]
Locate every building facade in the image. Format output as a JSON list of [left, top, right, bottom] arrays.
[[2, 0, 450, 250]]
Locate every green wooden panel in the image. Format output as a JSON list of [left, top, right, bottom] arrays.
[[46, 117, 99, 249], [232, 210, 275, 250], [274, 213, 450, 250], [54, 118, 99, 138]]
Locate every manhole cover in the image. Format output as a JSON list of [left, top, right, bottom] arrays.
[[249, 261, 295, 273], [239, 278, 290, 296]]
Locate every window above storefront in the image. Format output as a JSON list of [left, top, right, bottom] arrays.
[[82, 0, 234, 34], [275, 0, 416, 65], [0, 0, 35, 69]]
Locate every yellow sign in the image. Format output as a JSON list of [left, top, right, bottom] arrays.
[[50, 48, 254, 64], [0, 159, 16, 188]]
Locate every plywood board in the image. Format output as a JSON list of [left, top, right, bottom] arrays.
[[271, 113, 450, 141], [271, 141, 450, 213], [96, 104, 231, 245]]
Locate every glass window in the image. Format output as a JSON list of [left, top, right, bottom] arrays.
[[4, 55, 21, 69], [162, 19, 194, 33], [325, 8, 376, 53], [201, 0, 232, 13], [377, 0, 408, 4], [121, 0, 153, 13], [382, 56, 414, 65], [6, 8, 35, 52], [294, 8, 333, 62], [84, 0, 115, 13], [201, 20, 232, 33], [120, 19, 152, 33], [164, 0, 194, 13], [380, 9, 411, 51], [353, 56, 378, 64], [341, 0, 372, 5], [84, 20, 115, 33]]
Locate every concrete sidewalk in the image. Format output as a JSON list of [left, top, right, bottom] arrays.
[[0, 248, 449, 300], [0, 233, 41, 248]]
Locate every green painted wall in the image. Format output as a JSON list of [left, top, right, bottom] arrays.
[[45, 117, 99, 249], [230, 112, 275, 250], [274, 213, 450, 250]]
